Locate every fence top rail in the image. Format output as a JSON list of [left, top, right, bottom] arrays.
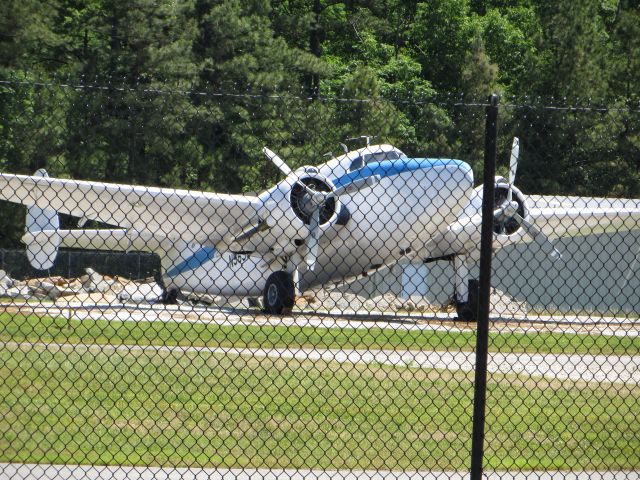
[[2, 77, 640, 112]]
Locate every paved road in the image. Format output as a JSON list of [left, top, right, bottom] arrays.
[[4, 340, 639, 385], [1, 463, 638, 480], [4, 301, 639, 338]]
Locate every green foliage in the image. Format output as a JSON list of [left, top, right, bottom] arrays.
[[409, 0, 475, 93], [0, 0, 65, 76], [607, 0, 640, 100], [477, 6, 538, 92], [0, 0, 638, 244], [533, 0, 610, 100]]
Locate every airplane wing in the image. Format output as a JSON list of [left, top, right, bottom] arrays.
[[526, 195, 640, 239], [0, 172, 262, 245], [423, 193, 640, 261]]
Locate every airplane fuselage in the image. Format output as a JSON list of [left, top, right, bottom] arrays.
[[162, 146, 474, 297]]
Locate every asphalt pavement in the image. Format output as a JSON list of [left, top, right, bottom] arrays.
[[1, 463, 638, 480]]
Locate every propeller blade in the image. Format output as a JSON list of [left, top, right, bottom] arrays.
[[515, 213, 562, 259], [493, 200, 519, 223], [263, 147, 292, 176], [508, 137, 519, 203], [305, 208, 321, 270]]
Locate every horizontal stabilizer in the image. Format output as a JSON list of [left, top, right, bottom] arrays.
[[25, 169, 60, 270], [22, 228, 163, 255]]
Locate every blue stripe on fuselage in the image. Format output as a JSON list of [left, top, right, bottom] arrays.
[[332, 158, 470, 189], [166, 246, 216, 278], [165, 159, 469, 278]]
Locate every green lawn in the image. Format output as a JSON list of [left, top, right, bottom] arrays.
[[1, 311, 639, 356], [1, 310, 639, 471], [1, 343, 638, 470]]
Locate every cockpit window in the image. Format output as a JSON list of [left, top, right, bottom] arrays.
[[349, 149, 405, 171], [349, 157, 364, 171]]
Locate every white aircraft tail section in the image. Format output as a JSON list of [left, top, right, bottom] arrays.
[[25, 169, 61, 270]]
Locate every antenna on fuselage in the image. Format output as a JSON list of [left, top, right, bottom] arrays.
[[346, 135, 375, 147]]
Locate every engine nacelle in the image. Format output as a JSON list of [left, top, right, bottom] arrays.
[[238, 168, 342, 256], [440, 176, 531, 259]]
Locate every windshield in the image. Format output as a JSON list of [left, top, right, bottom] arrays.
[[349, 149, 406, 171]]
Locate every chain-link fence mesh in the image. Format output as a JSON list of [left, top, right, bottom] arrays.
[[0, 79, 638, 478]]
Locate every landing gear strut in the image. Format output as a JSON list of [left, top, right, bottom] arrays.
[[455, 279, 479, 322], [263, 271, 295, 315], [454, 255, 479, 322]]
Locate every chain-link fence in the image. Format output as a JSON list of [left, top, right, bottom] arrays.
[[0, 79, 638, 479]]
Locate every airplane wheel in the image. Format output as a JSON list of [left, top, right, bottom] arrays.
[[263, 271, 295, 315], [163, 288, 179, 305], [456, 302, 475, 322]]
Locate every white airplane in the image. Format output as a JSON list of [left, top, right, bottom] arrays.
[[1, 138, 639, 319]]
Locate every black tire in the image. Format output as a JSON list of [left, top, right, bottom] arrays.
[[263, 271, 295, 315], [456, 279, 479, 322], [163, 288, 179, 305], [456, 302, 475, 322]]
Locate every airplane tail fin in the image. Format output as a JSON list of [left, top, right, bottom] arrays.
[[24, 169, 61, 270]]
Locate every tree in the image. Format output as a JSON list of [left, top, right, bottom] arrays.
[[192, 0, 330, 193], [408, 0, 474, 93], [533, 0, 610, 100], [511, 1, 615, 195], [476, 5, 539, 94], [58, 0, 200, 186], [0, 0, 66, 77]]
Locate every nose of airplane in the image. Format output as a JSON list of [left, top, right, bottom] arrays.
[[452, 159, 474, 190], [414, 158, 474, 190]]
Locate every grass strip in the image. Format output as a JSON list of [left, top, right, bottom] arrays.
[[0, 343, 638, 470], [0, 311, 639, 356]]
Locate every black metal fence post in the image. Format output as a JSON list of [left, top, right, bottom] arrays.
[[470, 93, 499, 480]]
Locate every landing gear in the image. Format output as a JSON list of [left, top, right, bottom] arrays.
[[263, 271, 295, 315], [162, 288, 179, 305], [453, 255, 479, 322], [456, 279, 479, 322]]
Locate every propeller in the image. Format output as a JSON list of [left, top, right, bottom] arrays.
[[515, 213, 562, 259], [307, 208, 321, 269], [303, 174, 380, 270], [508, 137, 519, 203], [263, 147, 292, 176], [263, 146, 380, 270], [494, 137, 562, 259], [494, 137, 521, 223]]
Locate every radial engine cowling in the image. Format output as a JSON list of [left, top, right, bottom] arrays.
[[443, 176, 531, 258], [492, 178, 529, 239], [289, 175, 338, 226], [238, 169, 342, 256]]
